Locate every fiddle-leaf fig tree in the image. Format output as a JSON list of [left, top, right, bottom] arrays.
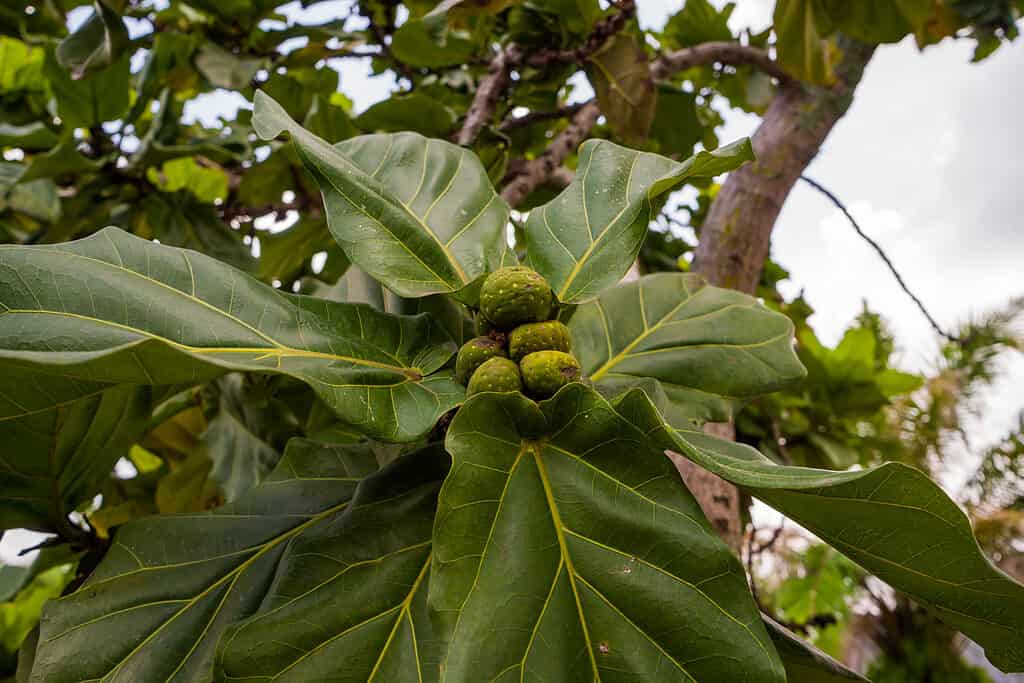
[[1, 91, 1021, 681]]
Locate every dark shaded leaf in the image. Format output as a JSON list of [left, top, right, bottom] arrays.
[[764, 616, 868, 681], [213, 444, 447, 682], [585, 32, 656, 142], [33, 438, 394, 683], [0, 379, 157, 533], [55, 1, 130, 80]]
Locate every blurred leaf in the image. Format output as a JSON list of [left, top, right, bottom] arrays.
[[201, 374, 292, 501], [44, 47, 130, 128], [585, 32, 657, 142], [303, 93, 359, 143], [354, 93, 458, 138], [0, 37, 44, 92], [764, 616, 868, 681], [19, 141, 106, 183], [663, 0, 735, 48], [0, 566, 74, 662], [875, 368, 924, 396], [774, 0, 834, 84], [146, 157, 230, 203], [257, 218, 333, 284], [0, 123, 58, 150], [194, 42, 263, 90], [0, 380, 158, 533], [155, 451, 222, 513], [140, 194, 253, 269], [648, 85, 701, 157], [391, 18, 477, 68], [56, 1, 130, 80]]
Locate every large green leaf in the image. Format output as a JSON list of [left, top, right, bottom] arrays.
[[524, 138, 754, 303], [568, 273, 806, 427], [0, 377, 157, 533], [430, 383, 785, 682], [253, 90, 510, 298], [213, 445, 447, 682], [55, 0, 130, 80], [30, 438, 412, 682], [763, 616, 868, 682], [623, 391, 1024, 673], [0, 228, 462, 442]]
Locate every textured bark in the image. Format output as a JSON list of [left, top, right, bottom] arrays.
[[683, 37, 877, 553], [694, 37, 876, 292]]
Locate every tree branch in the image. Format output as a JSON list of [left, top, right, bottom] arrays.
[[457, 0, 636, 147], [456, 44, 520, 146], [498, 103, 585, 133], [500, 100, 601, 207], [799, 175, 958, 342], [651, 42, 790, 83]]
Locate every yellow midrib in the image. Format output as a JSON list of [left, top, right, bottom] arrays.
[[0, 309, 418, 376]]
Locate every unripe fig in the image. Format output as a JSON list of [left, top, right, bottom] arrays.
[[455, 336, 508, 385], [467, 357, 523, 396], [479, 266, 553, 329], [508, 320, 571, 362], [520, 350, 580, 398]]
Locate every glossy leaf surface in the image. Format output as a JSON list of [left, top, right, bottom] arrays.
[[622, 391, 1024, 673], [569, 273, 806, 426], [525, 138, 754, 303], [430, 383, 785, 682], [0, 228, 462, 442], [253, 91, 509, 298]]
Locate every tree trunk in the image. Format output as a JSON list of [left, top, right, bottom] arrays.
[[684, 37, 877, 552]]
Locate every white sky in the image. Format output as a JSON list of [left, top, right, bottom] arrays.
[[3, 1, 1021, 564]]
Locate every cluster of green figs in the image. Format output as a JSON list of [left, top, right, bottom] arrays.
[[456, 267, 582, 399]]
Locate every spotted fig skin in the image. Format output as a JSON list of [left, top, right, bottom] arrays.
[[467, 357, 523, 395], [479, 266, 553, 329], [508, 321, 571, 362], [455, 337, 508, 385], [520, 350, 580, 398]]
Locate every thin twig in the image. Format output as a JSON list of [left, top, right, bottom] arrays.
[[800, 175, 958, 342], [498, 103, 585, 132], [456, 44, 520, 146]]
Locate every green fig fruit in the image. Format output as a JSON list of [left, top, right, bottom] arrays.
[[508, 320, 571, 362], [455, 336, 508, 385], [466, 357, 523, 396], [520, 350, 581, 398], [479, 266, 553, 329]]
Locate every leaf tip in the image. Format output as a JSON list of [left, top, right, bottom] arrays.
[[252, 90, 291, 141]]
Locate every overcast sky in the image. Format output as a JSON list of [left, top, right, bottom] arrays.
[[2, 1, 1020, 564]]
